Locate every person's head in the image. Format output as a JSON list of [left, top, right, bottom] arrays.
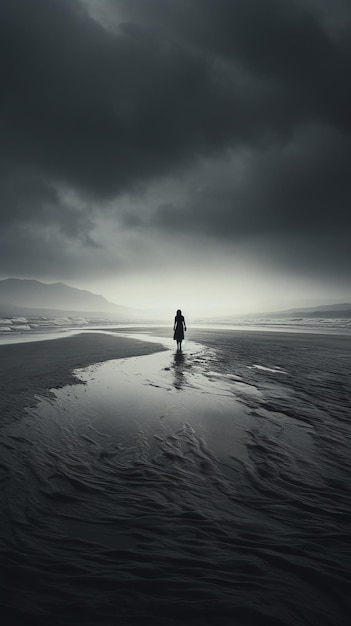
[[176, 309, 181, 316]]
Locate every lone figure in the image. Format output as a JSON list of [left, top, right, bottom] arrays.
[[173, 309, 186, 351]]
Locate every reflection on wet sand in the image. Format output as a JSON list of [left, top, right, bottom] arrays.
[[173, 350, 186, 389]]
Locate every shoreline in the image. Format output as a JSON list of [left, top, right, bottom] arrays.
[[0, 331, 167, 426], [0, 327, 350, 624]]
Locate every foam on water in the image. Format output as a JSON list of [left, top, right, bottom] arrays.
[[1, 313, 351, 345]]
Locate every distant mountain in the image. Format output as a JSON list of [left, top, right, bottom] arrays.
[[200, 302, 351, 324], [226, 303, 351, 321], [0, 278, 132, 315], [258, 303, 351, 319]]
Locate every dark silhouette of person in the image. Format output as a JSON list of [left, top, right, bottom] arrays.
[[173, 309, 186, 351]]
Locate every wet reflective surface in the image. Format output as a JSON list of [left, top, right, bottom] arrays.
[[1, 330, 351, 625]]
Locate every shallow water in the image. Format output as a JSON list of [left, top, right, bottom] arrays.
[[1, 330, 351, 625]]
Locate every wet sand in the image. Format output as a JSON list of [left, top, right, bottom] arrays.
[[1, 328, 350, 625], [0, 332, 166, 425]]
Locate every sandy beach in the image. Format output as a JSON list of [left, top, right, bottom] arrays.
[[1, 327, 351, 625], [0, 332, 166, 426]]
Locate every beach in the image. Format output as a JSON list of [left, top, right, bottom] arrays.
[[0, 332, 166, 426], [1, 326, 351, 625]]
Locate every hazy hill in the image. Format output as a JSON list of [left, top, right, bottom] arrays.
[[201, 302, 351, 323], [257, 303, 351, 319], [0, 278, 131, 315]]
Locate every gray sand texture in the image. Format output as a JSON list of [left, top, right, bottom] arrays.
[[1, 327, 350, 625]]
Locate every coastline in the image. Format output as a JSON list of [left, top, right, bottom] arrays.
[[0, 327, 350, 624], [0, 331, 166, 426]]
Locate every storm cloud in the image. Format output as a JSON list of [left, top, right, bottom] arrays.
[[1, 0, 350, 307]]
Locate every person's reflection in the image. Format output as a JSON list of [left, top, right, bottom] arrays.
[[173, 350, 186, 390]]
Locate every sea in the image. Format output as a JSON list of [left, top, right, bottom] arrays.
[[0, 312, 351, 343], [0, 315, 350, 625]]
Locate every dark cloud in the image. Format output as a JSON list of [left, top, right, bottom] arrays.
[[152, 123, 351, 280], [2, 0, 350, 197], [117, 0, 351, 127], [1, 0, 351, 289], [2, 0, 243, 201], [0, 217, 121, 282], [155, 125, 351, 237], [0, 161, 96, 242]]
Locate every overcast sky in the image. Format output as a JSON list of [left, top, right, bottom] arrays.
[[1, 0, 350, 316]]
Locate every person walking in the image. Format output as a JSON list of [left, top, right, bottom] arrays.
[[173, 309, 186, 351]]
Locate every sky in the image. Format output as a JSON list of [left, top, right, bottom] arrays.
[[1, 0, 351, 317]]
